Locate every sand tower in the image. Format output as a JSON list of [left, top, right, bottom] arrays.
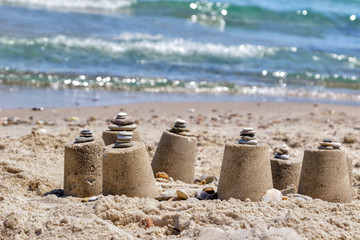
[[217, 127, 273, 201], [151, 119, 197, 183], [270, 144, 301, 190], [102, 131, 158, 198], [298, 139, 353, 203], [102, 112, 141, 146], [64, 130, 104, 197]]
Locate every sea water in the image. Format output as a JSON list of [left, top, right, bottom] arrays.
[[0, 0, 359, 108]]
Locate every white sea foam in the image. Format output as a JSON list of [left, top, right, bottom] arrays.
[[0, 0, 136, 12], [0, 34, 296, 60]]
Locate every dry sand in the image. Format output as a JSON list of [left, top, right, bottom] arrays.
[[1, 102, 360, 239]]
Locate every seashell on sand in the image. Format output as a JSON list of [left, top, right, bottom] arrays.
[[176, 189, 189, 200], [262, 188, 283, 203]]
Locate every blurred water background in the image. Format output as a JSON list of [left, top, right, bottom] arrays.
[[0, 0, 359, 108]]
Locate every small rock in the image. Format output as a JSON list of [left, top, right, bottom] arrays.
[[156, 172, 169, 180], [332, 142, 341, 149], [194, 174, 216, 184], [280, 184, 297, 195], [139, 217, 154, 229], [344, 135, 357, 144], [287, 194, 313, 201], [32, 107, 45, 111]]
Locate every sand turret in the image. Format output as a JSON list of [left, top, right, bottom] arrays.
[[64, 130, 104, 197], [151, 119, 197, 183], [217, 128, 273, 201]]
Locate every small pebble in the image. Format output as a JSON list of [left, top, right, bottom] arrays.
[[287, 194, 313, 201], [156, 172, 169, 180], [332, 142, 341, 149], [194, 174, 216, 184], [116, 112, 127, 119], [139, 218, 154, 229]]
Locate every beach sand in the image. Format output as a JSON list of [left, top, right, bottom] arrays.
[[1, 102, 360, 239]]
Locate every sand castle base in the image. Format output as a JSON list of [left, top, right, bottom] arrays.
[[102, 130, 141, 146], [217, 143, 273, 201], [151, 130, 197, 183], [102, 141, 158, 198], [270, 158, 301, 190], [298, 149, 353, 203], [64, 139, 104, 198]]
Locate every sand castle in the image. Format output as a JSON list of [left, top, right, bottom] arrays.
[[217, 128, 273, 201], [270, 144, 301, 190], [298, 139, 353, 203], [102, 112, 141, 146], [102, 131, 158, 198], [64, 130, 104, 197], [151, 119, 197, 183]]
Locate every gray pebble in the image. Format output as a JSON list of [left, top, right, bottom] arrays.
[[75, 136, 94, 143]]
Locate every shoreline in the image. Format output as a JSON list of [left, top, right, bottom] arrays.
[[1, 84, 360, 109]]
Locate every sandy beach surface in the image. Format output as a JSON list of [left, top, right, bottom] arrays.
[[1, 101, 360, 239]]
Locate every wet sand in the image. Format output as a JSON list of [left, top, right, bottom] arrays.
[[1, 102, 360, 239]]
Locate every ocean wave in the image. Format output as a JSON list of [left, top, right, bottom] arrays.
[[0, 0, 136, 12], [0, 0, 357, 31], [0, 34, 295, 61]]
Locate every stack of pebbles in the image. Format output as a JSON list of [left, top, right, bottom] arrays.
[[169, 119, 193, 136], [274, 144, 290, 160], [318, 139, 341, 150], [75, 130, 94, 143], [103, 112, 139, 146], [238, 127, 257, 145], [114, 132, 133, 148], [108, 112, 137, 131]]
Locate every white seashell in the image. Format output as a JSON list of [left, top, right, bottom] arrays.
[[88, 196, 98, 202], [176, 190, 189, 200], [262, 189, 283, 203]]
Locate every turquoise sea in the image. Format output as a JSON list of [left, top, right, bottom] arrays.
[[0, 0, 359, 108]]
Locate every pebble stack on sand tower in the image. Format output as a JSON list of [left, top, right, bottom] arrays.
[[64, 130, 104, 198], [102, 112, 141, 146], [217, 127, 273, 201], [270, 144, 301, 190], [102, 132, 158, 198], [298, 139, 353, 203], [151, 119, 197, 183]]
